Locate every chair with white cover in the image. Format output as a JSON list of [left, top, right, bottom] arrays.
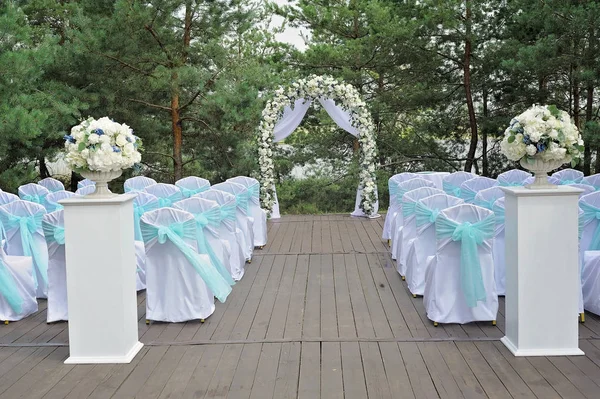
[[442, 171, 476, 198], [473, 187, 504, 211], [0, 200, 48, 298], [389, 178, 436, 260], [133, 193, 160, 291], [42, 210, 68, 322], [124, 176, 157, 193], [211, 182, 254, 261], [382, 173, 418, 242], [423, 204, 498, 325], [77, 179, 95, 190], [394, 187, 445, 277], [0, 192, 19, 206], [582, 174, 600, 191], [491, 198, 507, 295], [497, 169, 532, 187], [196, 190, 246, 279], [38, 177, 65, 193], [570, 183, 595, 197], [405, 194, 464, 296], [459, 177, 498, 203], [140, 208, 232, 323], [0, 246, 37, 322], [227, 176, 267, 247], [174, 197, 236, 284], [144, 183, 184, 208], [578, 192, 600, 317], [416, 172, 450, 190], [176, 176, 210, 199], [18, 183, 50, 210], [549, 168, 584, 185], [75, 185, 95, 196], [45, 190, 79, 213]]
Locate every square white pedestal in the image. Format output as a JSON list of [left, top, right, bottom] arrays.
[[500, 186, 584, 356], [61, 194, 143, 364]]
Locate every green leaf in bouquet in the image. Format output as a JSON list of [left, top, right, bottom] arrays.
[[571, 159, 577, 168], [548, 105, 560, 117], [78, 142, 86, 151], [507, 135, 515, 143], [558, 131, 565, 141]]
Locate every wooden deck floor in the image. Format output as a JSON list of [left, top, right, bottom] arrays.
[[2, 214, 600, 398]]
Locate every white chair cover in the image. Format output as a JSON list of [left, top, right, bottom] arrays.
[[227, 176, 268, 247], [140, 208, 217, 322], [578, 192, 600, 314], [416, 172, 450, 190], [196, 190, 246, 280], [582, 174, 600, 191], [18, 183, 50, 210], [75, 185, 95, 196], [38, 177, 65, 193], [174, 197, 238, 282], [582, 251, 600, 316], [133, 193, 160, 291], [44, 190, 79, 213], [0, 192, 19, 206], [491, 198, 506, 295], [405, 194, 464, 296], [0, 246, 37, 322], [389, 178, 436, 258], [382, 173, 419, 240], [473, 187, 504, 211], [442, 171, 476, 198], [497, 169, 532, 186], [394, 187, 445, 276], [570, 183, 595, 197], [124, 176, 157, 193], [423, 204, 498, 324], [77, 179, 95, 189], [549, 168, 584, 185], [144, 183, 184, 208], [459, 177, 498, 203], [0, 200, 48, 298], [42, 210, 68, 322], [211, 182, 254, 260], [176, 176, 210, 199]]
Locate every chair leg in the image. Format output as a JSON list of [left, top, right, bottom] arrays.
[[412, 294, 417, 298], [145, 320, 150, 325], [401, 276, 405, 281], [3, 320, 8, 325], [433, 322, 438, 327], [388, 239, 391, 247], [492, 320, 497, 326], [580, 313, 585, 323], [200, 319, 206, 323]]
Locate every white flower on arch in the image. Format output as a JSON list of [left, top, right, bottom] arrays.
[[257, 75, 378, 217]]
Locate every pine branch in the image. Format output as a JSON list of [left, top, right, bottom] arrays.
[[126, 98, 172, 111]]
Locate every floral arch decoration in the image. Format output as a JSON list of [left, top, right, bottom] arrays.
[[257, 75, 379, 218]]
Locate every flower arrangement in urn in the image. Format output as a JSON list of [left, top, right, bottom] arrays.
[[500, 105, 584, 188], [64, 117, 142, 197]]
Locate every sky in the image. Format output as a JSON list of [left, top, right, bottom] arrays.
[[271, 0, 309, 51]]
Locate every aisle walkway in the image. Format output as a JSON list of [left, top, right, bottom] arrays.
[[1, 215, 600, 397]]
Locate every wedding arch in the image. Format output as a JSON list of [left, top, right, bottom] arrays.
[[257, 75, 379, 218]]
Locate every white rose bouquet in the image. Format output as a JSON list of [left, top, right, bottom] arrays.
[[64, 117, 142, 173], [500, 105, 584, 167]]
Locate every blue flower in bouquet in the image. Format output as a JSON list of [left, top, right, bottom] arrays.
[[112, 146, 121, 153], [537, 142, 546, 152], [64, 135, 76, 143], [523, 135, 531, 145], [94, 128, 104, 136]]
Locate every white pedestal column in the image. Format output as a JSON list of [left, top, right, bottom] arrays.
[[61, 194, 143, 364], [500, 186, 584, 356]]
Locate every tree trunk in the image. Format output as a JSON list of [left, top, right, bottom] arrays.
[[482, 85, 489, 177], [70, 171, 78, 192], [463, 0, 478, 173], [585, 84, 593, 174], [573, 74, 585, 173], [38, 156, 50, 179], [171, 89, 183, 182]]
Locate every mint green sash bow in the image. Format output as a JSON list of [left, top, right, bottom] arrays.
[[402, 200, 418, 218], [499, 181, 524, 187], [579, 211, 585, 240], [492, 203, 505, 226], [192, 209, 234, 286], [389, 181, 401, 197], [415, 202, 440, 227], [560, 179, 581, 185], [0, 212, 48, 287], [141, 220, 232, 303], [395, 188, 411, 205], [179, 186, 209, 199], [235, 192, 249, 214], [460, 187, 477, 203], [442, 181, 462, 198], [474, 198, 497, 210], [134, 202, 158, 241], [157, 193, 181, 208], [436, 214, 495, 308], [0, 258, 23, 314], [45, 202, 63, 213], [22, 194, 45, 205], [580, 202, 600, 250], [247, 183, 260, 205], [42, 221, 65, 245]]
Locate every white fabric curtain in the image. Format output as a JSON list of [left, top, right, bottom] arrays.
[[270, 97, 378, 218]]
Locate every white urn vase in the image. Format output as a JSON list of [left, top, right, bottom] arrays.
[[79, 170, 123, 198], [519, 158, 565, 189]]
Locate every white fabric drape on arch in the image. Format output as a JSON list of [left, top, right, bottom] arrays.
[[270, 97, 378, 218]]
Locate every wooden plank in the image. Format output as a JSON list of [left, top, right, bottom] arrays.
[[65, 364, 117, 399], [455, 341, 512, 399], [0, 347, 55, 395], [360, 341, 393, 399], [111, 346, 169, 398], [38, 363, 94, 399], [345, 254, 376, 338], [247, 255, 286, 340], [378, 341, 415, 399], [180, 344, 225, 398], [320, 254, 338, 339], [321, 342, 343, 399], [227, 343, 262, 399], [344, 220, 362, 253], [526, 357, 586, 399], [547, 356, 600, 398], [249, 343, 281, 399], [356, 220, 377, 254], [302, 255, 321, 338], [288, 221, 303, 254], [284, 254, 309, 340], [333, 254, 356, 338], [202, 344, 244, 399], [301, 221, 313, 254], [156, 346, 205, 399], [88, 347, 150, 398], [435, 342, 487, 398], [0, 347, 38, 379], [360, 254, 394, 338], [330, 218, 344, 253], [417, 342, 463, 398], [320, 220, 333, 254], [272, 342, 301, 399], [298, 342, 320, 399], [134, 346, 187, 399], [266, 255, 297, 339], [398, 342, 438, 399], [340, 341, 368, 399], [312, 219, 323, 254]]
